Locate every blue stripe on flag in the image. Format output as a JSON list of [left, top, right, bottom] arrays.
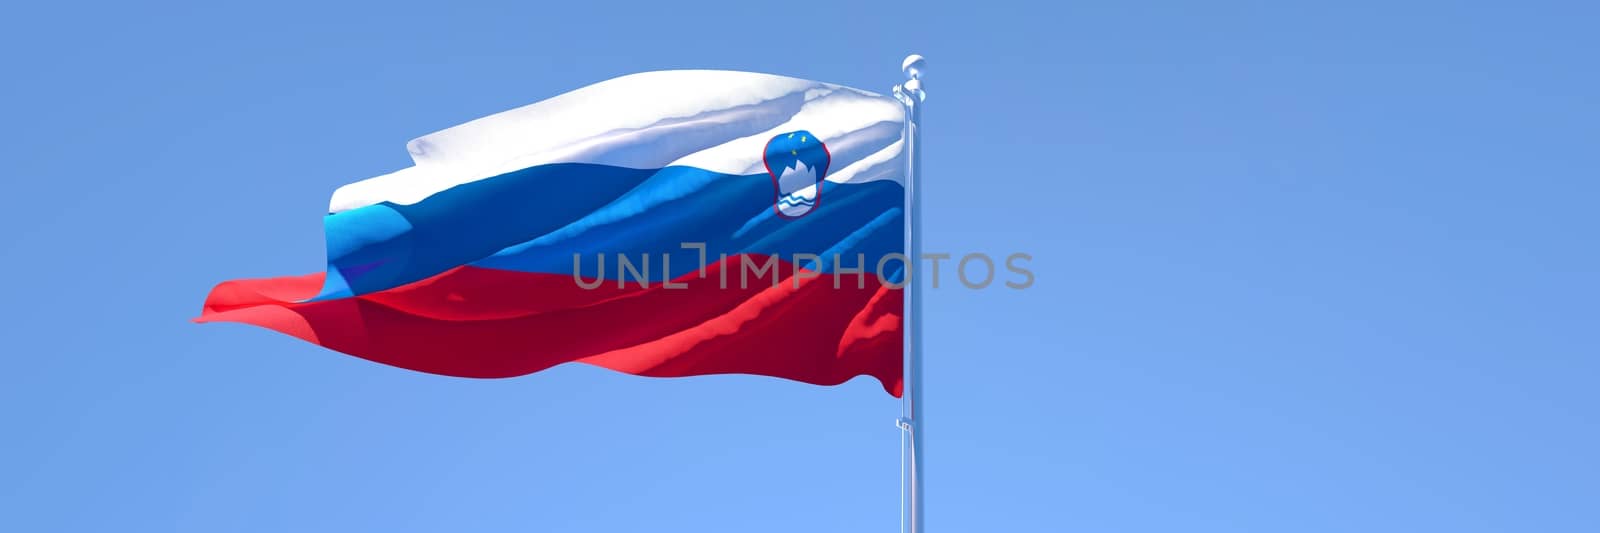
[[322, 163, 903, 296]]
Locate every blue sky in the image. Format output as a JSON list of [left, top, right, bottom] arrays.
[[2, 1, 1596, 531]]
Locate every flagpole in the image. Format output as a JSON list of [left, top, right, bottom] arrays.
[[894, 54, 927, 533]]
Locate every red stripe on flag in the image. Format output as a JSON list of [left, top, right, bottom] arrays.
[[197, 255, 903, 397]]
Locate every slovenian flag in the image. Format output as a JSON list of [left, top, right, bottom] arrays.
[[198, 70, 908, 396]]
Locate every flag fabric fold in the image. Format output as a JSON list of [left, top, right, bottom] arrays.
[[198, 70, 907, 396]]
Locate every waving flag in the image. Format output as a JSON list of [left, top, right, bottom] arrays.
[[198, 70, 907, 396]]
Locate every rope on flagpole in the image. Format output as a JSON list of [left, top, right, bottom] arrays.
[[893, 53, 926, 533]]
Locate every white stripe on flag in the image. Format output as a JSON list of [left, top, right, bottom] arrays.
[[328, 70, 905, 213]]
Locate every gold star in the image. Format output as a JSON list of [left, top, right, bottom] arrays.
[[801, 135, 807, 143], [788, 133, 795, 139], [791, 149, 798, 156]]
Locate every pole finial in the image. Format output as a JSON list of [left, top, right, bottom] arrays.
[[894, 54, 927, 104], [902, 54, 926, 80]]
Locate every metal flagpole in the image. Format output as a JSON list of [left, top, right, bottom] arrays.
[[894, 53, 927, 533]]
